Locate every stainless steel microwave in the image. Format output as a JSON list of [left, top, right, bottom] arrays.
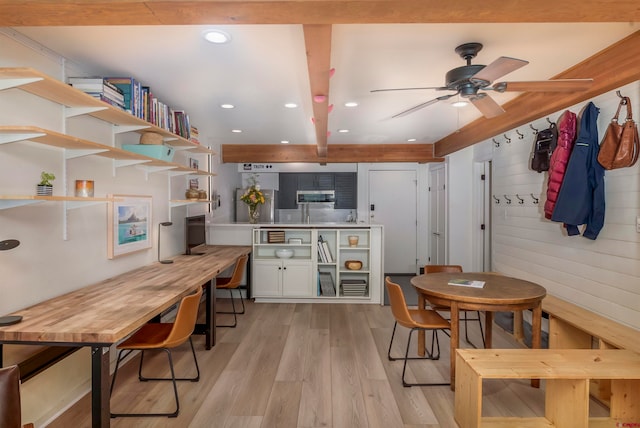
[[296, 190, 335, 204]]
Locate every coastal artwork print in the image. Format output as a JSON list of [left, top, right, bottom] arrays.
[[107, 195, 153, 259]]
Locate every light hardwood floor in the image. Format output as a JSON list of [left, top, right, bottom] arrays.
[[48, 299, 607, 427]]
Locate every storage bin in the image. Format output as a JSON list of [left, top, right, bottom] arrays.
[[122, 144, 175, 161]]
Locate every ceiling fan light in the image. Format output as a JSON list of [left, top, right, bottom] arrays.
[[203, 29, 231, 44], [452, 100, 469, 108]]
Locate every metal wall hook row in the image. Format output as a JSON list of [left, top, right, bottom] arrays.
[[493, 195, 500, 204], [504, 195, 512, 204], [530, 193, 539, 204], [493, 138, 500, 147], [516, 129, 524, 140], [503, 134, 511, 144], [529, 124, 539, 134], [546, 117, 553, 125], [516, 194, 524, 204]]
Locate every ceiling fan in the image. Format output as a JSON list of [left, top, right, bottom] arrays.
[[372, 42, 593, 119]]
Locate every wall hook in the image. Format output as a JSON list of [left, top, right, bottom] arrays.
[[529, 124, 538, 135], [493, 195, 500, 204], [503, 134, 511, 144], [616, 90, 628, 104], [493, 138, 500, 148], [516, 129, 524, 140], [530, 193, 539, 204], [516, 194, 524, 204], [504, 195, 512, 204], [546, 117, 553, 125]]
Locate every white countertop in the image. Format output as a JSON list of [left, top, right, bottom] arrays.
[[209, 222, 381, 229]]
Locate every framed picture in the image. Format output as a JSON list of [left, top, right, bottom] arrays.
[[189, 157, 199, 170], [107, 194, 152, 259]]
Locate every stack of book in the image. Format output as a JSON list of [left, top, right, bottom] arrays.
[[189, 126, 200, 144], [317, 236, 333, 263], [68, 77, 125, 110], [104, 77, 143, 118], [340, 279, 367, 297]]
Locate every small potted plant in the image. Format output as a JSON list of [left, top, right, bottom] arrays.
[[37, 171, 55, 196]]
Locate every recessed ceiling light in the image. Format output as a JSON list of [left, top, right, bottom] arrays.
[[344, 102, 358, 107], [407, 138, 417, 142], [280, 140, 290, 144], [338, 129, 349, 133], [231, 129, 242, 133], [220, 104, 234, 109], [284, 103, 298, 109], [203, 29, 231, 44]]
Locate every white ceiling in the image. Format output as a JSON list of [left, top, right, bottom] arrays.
[[15, 23, 640, 151]]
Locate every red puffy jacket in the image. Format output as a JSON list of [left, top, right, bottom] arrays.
[[544, 110, 577, 219]]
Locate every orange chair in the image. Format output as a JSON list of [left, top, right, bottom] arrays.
[[216, 254, 248, 328], [0, 365, 34, 428], [109, 287, 202, 418], [385, 277, 450, 387], [424, 264, 485, 348]]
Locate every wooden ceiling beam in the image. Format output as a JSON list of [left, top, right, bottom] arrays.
[[434, 30, 640, 157], [0, 1, 638, 26], [303, 24, 332, 159], [222, 143, 443, 163]]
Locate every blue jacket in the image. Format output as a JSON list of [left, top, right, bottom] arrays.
[[550, 102, 605, 239]]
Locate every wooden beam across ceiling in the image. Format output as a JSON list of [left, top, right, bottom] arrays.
[[303, 24, 332, 159], [434, 30, 640, 157], [222, 143, 443, 163], [0, 1, 638, 26]]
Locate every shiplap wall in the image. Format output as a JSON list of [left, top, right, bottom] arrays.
[[489, 81, 640, 330]]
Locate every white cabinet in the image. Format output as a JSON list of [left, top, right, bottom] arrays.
[[252, 228, 314, 298], [253, 259, 313, 298], [252, 226, 382, 303]]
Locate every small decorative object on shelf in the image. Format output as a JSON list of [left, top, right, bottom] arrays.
[[275, 248, 294, 258], [240, 174, 265, 224], [185, 188, 199, 200], [75, 180, 94, 197], [36, 171, 55, 196], [344, 260, 363, 270], [348, 235, 359, 247], [198, 189, 207, 200]]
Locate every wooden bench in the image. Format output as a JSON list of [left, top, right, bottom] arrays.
[[454, 348, 640, 428], [542, 294, 640, 405]]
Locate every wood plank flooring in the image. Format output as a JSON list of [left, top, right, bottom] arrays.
[[47, 300, 607, 427]]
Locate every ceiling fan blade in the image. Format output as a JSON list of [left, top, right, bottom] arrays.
[[470, 56, 529, 84], [470, 93, 505, 118], [491, 79, 593, 93], [392, 93, 457, 118], [371, 86, 448, 93]]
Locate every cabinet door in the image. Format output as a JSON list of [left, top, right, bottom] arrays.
[[278, 173, 299, 209], [334, 172, 357, 209], [314, 173, 335, 190], [252, 260, 282, 297], [282, 261, 313, 297]]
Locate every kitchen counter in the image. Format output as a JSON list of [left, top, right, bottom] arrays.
[[209, 222, 380, 228]]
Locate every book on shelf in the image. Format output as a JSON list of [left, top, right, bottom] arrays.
[[318, 271, 336, 296], [105, 76, 140, 116], [447, 279, 486, 288], [319, 235, 333, 262], [317, 240, 327, 263]]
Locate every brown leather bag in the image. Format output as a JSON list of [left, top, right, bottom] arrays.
[[597, 96, 639, 169]]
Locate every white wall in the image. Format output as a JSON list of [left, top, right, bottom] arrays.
[[488, 81, 640, 330], [446, 147, 475, 269]]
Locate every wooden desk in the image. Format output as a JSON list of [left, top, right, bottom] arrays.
[[0, 244, 250, 428], [411, 272, 546, 389]]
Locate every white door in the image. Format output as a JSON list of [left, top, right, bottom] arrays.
[[428, 166, 447, 265], [369, 170, 417, 274]]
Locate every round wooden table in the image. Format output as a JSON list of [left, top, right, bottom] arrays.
[[411, 272, 546, 389]]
